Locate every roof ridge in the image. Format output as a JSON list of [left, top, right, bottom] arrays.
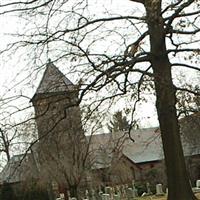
[[32, 62, 75, 97]]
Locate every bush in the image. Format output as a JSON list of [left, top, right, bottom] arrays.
[[17, 181, 49, 200], [134, 182, 147, 196], [0, 181, 17, 200], [21, 187, 49, 200]]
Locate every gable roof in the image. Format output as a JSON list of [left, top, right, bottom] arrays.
[[89, 120, 200, 166], [0, 154, 28, 183], [121, 128, 163, 163], [86, 128, 161, 169], [33, 62, 75, 97]]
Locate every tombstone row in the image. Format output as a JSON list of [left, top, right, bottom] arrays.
[[56, 179, 200, 200]]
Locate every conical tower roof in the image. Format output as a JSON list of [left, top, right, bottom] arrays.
[[31, 62, 76, 101]]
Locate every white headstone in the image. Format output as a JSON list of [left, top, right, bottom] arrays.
[[166, 188, 168, 194], [105, 187, 111, 195], [60, 193, 65, 198], [141, 192, 147, 197], [196, 180, 200, 188], [113, 194, 120, 200], [132, 180, 135, 188], [156, 184, 164, 196], [59, 193, 65, 200], [102, 193, 110, 200]]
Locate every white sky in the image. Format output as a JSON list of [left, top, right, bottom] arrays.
[[0, 0, 199, 132]]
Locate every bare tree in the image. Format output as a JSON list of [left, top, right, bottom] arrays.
[[0, 128, 11, 162], [0, 0, 200, 200], [0, 120, 34, 164]]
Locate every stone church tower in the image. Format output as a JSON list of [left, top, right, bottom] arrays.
[[31, 62, 86, 196]]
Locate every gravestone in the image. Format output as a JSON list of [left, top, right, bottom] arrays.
[[105, 187, 111, 195], [132, 180, 136, 188], [196, 180, 200, 188], [59, 193, 65, 200], [113, 194, 120, 200], [114, 186, 121, 199], [121, 184, 127, 198], [192, 180, 200, 193], [102, 193, 110, 200], [146, 182, 152, 195], [115, 185, 121, 196], [132, 180, 138, 197], [85, 190, 89, 199], [166, 188, 168, 195], [67, 190, 71, 200], [156, 184, 164, 196], [91, 189, 96, 200], [98, 191, 103, 200], [141, 192, 147, 197], [126, 188, 136, 199]]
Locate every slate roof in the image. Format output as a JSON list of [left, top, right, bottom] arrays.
[[0, 145, 39, 184], [0, 154, 27, 183], [121, 128, 163, 163], [34, 62, 75, 96], [88, 128, 163, 166], [89, 122, 200, 165]]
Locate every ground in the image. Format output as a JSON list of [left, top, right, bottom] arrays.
[[135, 193, 200, 200]]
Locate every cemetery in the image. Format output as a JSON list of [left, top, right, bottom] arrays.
[[55, 180, 200, 200], [0, 0, 200, 200], [0, 63, 200, 200]]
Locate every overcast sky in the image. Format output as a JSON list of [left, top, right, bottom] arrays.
[[1, 0, 198, 131]]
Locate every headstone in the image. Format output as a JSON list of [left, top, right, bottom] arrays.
[[146, 182, 152, 195], [132, 180, 138, 197], [196, 180, 200, 188], [98, 191, 103, 200], [132, 180, 136, 189], [105, 187, 111, 195], [141, 192, 147, 197], [91, 189, 96, 200], [156, 184, 164, 196], [192, 180, 200, 193], [113, 194, 120, 200], [126, 188, 136, 199], [133, 188, 138, 197], [52, 181, 59, 191], [115, 186, 121, 195], [67, 190, 71, 200], [60, 193, 65, 200], [121, 185, 126, 198], [85, 190, 89, 199], [110, 187, 114, 199], [166, 188, 168, 195], [102, 193, 110, 200]]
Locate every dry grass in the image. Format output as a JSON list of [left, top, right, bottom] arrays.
[[135, 193, 200, 200]]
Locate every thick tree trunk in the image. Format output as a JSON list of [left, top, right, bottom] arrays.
[[69, 185, 79, 199], [144, 1, 197, 200]]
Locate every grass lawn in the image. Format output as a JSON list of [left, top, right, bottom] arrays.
[[134, 193, 200, 200]]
